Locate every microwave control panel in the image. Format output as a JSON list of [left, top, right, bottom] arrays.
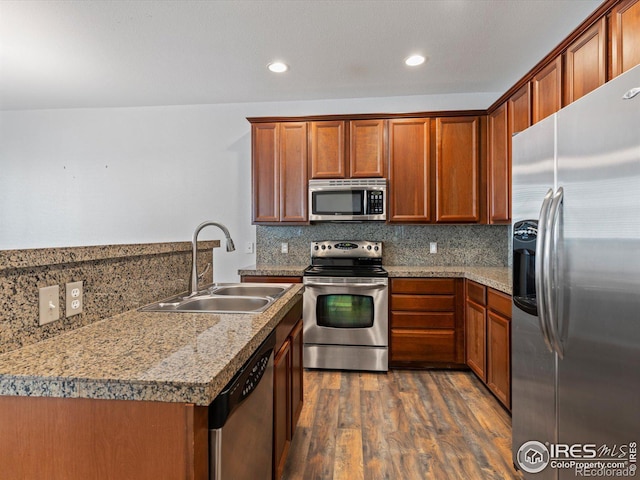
[[366, 190, 385, 215]]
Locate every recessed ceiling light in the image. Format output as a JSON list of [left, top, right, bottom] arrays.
[[267, 62, 289, 73], [405, 55, 426, 67]]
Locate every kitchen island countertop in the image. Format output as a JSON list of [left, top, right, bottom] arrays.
[[0, 284, 304, 406]]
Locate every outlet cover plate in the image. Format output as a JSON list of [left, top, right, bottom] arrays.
[[39, 285, 60, 326], [66, 281, 83, 316]]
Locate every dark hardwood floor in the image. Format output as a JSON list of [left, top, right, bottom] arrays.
[[282, 369, 523, 480]]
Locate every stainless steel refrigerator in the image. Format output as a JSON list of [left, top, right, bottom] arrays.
[[511, 64, 640, 479]]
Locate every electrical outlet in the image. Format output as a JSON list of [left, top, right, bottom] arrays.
[[244, 241, 254, 254], [281, 242, 289, 254], [66, 281, 83, 316], [430, 242, 438, 254], [39, 285, 60, 326]]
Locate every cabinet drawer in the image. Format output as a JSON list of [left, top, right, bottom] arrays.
[[390, 278, 455, 295], [488, 289, 511, 318], [391, 329, 457, 363], [391, 294, 455, 312], [466, 280, 486, 306], [391, 312, 455, 329]]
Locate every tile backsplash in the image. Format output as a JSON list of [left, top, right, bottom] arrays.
[[257, 224, 510, 267], [0, 241, 218, 354]]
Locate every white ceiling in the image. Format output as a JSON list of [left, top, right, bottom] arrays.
[[0, 0, 602, 111]]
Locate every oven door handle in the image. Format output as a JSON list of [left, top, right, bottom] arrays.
[[304, 282, 388, 289]]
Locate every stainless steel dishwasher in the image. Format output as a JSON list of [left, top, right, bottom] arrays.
[[208, 332, 275, 480]]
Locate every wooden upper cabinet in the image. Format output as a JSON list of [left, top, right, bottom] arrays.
[[252, 123, 280, 223], [309, 121, 346, 178], [251, 122, 308, 224], [349, 119, 385, 177], [435, 116, 480, 223], [309, 119, 385, 179], [508, 83, 532, 137], [565, 18, 606, 104], [532, 57, 563, 123], [388, 118, 431, 223], [279, 122, 308, 222], [488, 103, 509, 224], [611, 0, 640, 77]]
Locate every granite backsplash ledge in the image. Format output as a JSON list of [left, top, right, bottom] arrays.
[[0, 241, 218, 354], [257, 224, 510, 267]]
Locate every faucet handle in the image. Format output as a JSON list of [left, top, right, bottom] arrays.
[[197, 263, 212, 286]]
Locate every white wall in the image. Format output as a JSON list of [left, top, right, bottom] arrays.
[[0, 92, 497, 281]]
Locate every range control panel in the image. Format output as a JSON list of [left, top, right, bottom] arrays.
[[310, 240, 382, 258]]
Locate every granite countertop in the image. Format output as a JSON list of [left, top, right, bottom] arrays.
[[239, 264, 511, 294], [0, 284, 304, 406]]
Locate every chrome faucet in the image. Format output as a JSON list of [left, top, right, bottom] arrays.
[[190, 221, 236, 295]]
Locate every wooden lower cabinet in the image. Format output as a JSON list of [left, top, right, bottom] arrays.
[[0, 397, 209, 480], [486, 289, 512, 409], [466, 299, 487, 380], [273, 299, 304, 480], [390, 278, 465, 367], [273, 337, 292, 480], [464, 280, 511, 410], [487, 310, 511, 408]]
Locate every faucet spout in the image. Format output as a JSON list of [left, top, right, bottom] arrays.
[[190, 221, 236, 295]]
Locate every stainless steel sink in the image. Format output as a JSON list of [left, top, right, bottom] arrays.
[[140, 283, 293, 314], [209, 285, 288, 297], [175, 296, 270, 313]]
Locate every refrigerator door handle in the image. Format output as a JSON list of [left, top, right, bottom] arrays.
[[535, 188, 554, 352], [545, 187, 565, 358]]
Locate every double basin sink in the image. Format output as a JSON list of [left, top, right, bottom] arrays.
[[140, 283, 293, 314]]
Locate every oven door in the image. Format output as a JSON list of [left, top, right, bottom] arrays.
[[302, 276, 388, 346]]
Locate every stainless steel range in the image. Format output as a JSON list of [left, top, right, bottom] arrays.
[[303, 240, 388, 372]]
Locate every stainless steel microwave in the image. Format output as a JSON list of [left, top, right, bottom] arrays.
[[308, 178, 387, 221]]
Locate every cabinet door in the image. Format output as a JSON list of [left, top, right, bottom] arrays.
[[487, 310, 511, 409], [466, 300, 487, 381], [532, 57, 563, 123], [508, 83, 531, 136], [309, 121, 346, 178], [279, 122, 308, 222], [252, 123, 280, 223], [273, 338, 291, 480], [290, 319, 304, 434], [388, 118, 431, 222], [349, 119, 385, 177], [435, 116, 480, 223], [565, 18, 606, 104], [488, 104, 509, 224], [611, 0, 640, 77]]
